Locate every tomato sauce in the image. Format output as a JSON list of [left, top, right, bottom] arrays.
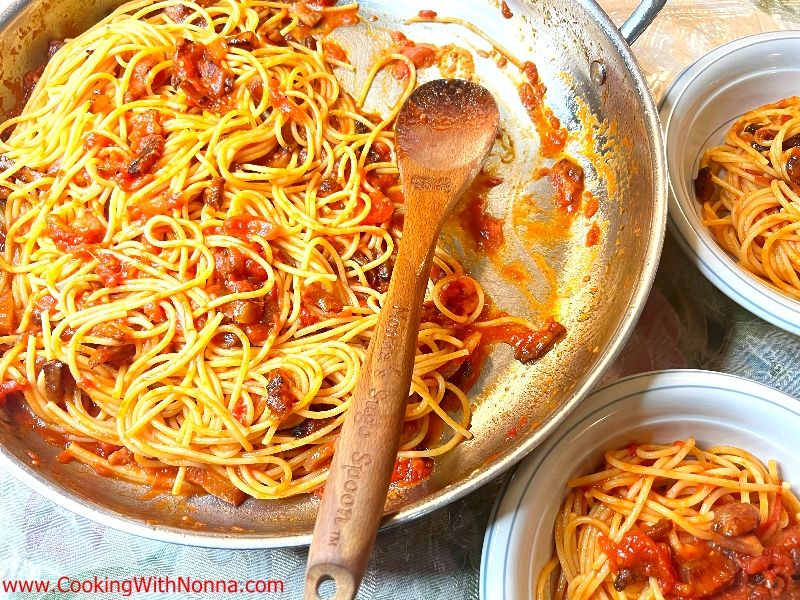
[[322, 40, 347, 62], [586, 222, 601, 247], [221, 214, 282, 241], [476, 316, 566, 364], [549, 158, 585, 214], [506, 415, 528, 440], [439, 277, 479, 318], [128, 193, 185, 221], [600, 522, 800, 599], [95, 253, 135, 287], [389, 32, 437, 80], [583, 192, 599, 218], [361, 190, 394, 225], [391, 457, 432, 488], [600, 531, 677, 593], [172, 38, 234, 112], [458, 172, 505, 254], [324, 6, 359, 31], [0, 291, 15, 335], [267, 78, 305, 121], [518, 61, 568, 158], [46, 213, 105, 252]]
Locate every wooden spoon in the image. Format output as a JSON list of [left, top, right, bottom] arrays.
[[304, 79, 500, 600]]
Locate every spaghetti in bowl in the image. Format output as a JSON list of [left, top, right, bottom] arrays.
[[661, 32, 800, 335], [480, 370, 800, 600]]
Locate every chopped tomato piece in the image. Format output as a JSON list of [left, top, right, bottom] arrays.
[[221, 214, 281, 241], [47, 212, 105, 251], [583, 193, 599, 218], [125, 55, 166, 102], [362, 190, 394, 225], [243, 322, 277, 344], [84, 132, 113, 151], [599, 530, 676, 594], [142, 301, 165, 323], [128, 193, 184, 221], [95, 253, 133, 287], [418, 9, 437, 20], [298, 306, 319, 328], [586, 222, 601, 247], [267, 78, 305, 121], [301, 282, 342, 316], [399, 44, 437, 69], [0, 291, 14, 335], [172, 38, 234, 111], [322, 40, 348, 62], [129, 110, 163, 152]]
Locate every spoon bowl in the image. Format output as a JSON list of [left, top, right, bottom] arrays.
[[396, 79, 500, 174]]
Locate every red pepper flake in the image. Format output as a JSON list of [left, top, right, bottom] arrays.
[[418, 9, 437, 20]]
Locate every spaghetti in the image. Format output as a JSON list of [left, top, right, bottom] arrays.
[[537, 438, 800, 599], [0, 0, 564, 504], [696, 96, 800, 301]]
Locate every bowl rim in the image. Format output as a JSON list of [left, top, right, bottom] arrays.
[[479, 368, 800, 600], [660, 31, 800, 336]]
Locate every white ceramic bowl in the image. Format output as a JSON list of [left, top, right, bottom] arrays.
[[480, 369, 800, 600], [661, 32, 800, 335]]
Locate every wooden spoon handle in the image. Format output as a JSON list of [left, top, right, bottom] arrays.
[[305, 234, 436, 600]]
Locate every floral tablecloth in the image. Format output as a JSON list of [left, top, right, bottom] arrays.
[[3, 1, 800, 598]]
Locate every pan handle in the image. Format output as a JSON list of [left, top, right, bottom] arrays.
[[619, 0, 666, 45]]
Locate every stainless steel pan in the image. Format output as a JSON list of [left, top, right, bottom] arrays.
[[0, 0, 667, 547]]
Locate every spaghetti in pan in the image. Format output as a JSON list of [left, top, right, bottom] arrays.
[[0, 0, 565, 504]]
